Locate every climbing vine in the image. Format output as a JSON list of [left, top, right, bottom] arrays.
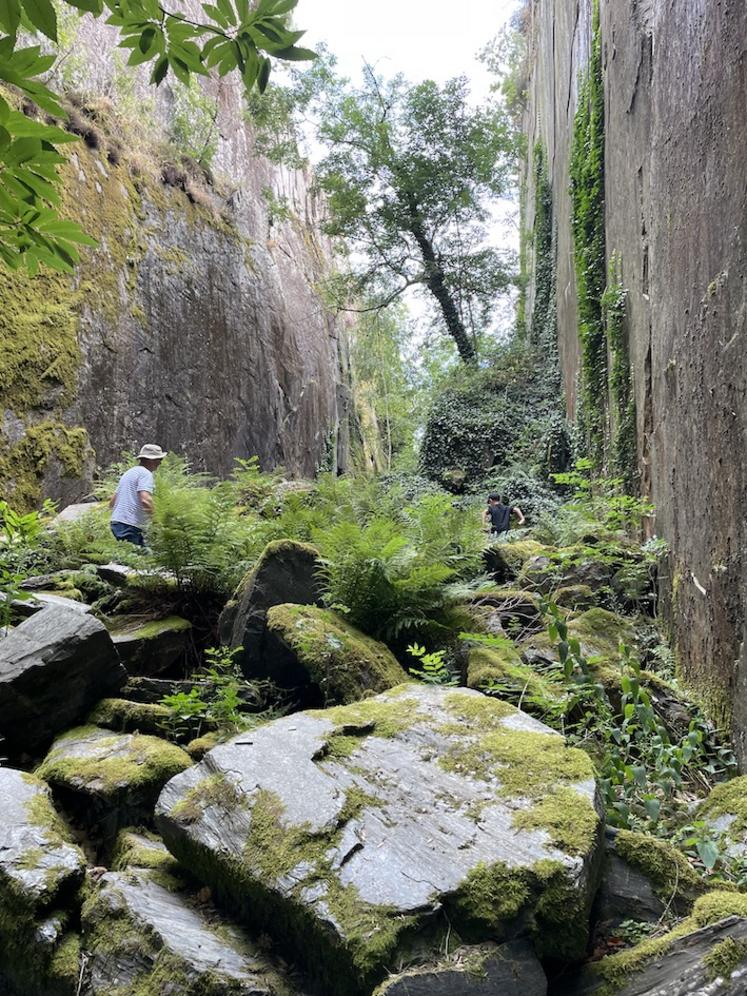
[[603, 254, 638, 491], [530, 142, 558, 371], [569, 0, 607, 465]]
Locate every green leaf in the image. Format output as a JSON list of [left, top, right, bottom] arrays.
[[150, 54, 169, 84], [271, 45, 316, 62], [696, 839, 719, 871], [20, 0, 57, 40], [257, 55, 271, 93], [65, 0, 102, 12], [138, 25, 155, 52], [643, 796, 660, 822], [0, 0, 21, 36]]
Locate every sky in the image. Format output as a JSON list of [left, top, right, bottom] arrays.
[[299, 0, 519, 95]]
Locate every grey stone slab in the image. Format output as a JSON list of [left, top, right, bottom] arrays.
[[0, 768, 85, 911], [157, 684, 604, 994], [0, 606, 125, 755]]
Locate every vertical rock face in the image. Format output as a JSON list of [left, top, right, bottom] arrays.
[[521, 0, 747, 760], [0, 9, 353, 507]]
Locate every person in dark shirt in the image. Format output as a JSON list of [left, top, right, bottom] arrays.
[[483, 493, 526, 538]]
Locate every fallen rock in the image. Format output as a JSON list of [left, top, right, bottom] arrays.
[[466, 645, 566, 716], [571, 912, 747, 994], [221, 539, 325, 676], [462, 586, 543, 636], [50, 501, 100, 526], [374, 939, 547, 995], [0, 605, 125, 756], [82, 867, 293, 995], [87, 697, 172, 737], [262, 604, 408, 704], [483, 540, 550, 584], [0, 769, 85, 996], [157, 684, 604, 995], [37, 725, 191, 840], [554, 584, 596, 610], [108, 615, 192, 677], [111, 828, 177, 872], [0, 768, 85, 911], [696, 775, 747, 860]]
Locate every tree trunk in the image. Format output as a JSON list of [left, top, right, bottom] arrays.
[[404, 193, 477, 364]]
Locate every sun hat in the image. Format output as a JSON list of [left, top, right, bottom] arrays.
[[137, 444, 168, 460]]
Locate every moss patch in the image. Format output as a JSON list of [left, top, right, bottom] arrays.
[[703, 936, 747, 982], [266, 604, 407, 704], [513, 787, 599, 856], [87, 698, 171, 736], [697, 776, 747, 839], [614, 829, 709, 907], [36, 726, 191, 799], [466, 646, 565, 710], [692, 890, 747, 927]]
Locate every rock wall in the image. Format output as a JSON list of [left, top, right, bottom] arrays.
[[521, 0, 747, 758], [0, 14, 353, 508]]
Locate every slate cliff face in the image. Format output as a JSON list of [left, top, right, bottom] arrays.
[[0, 15, 352, 508], [521, 1, 747, 759]]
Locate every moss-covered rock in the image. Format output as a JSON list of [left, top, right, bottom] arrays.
[[108, 615, 192, 677], [466, 644, 566, 718], [37, 726, 191, 840], [696, 776, 747, 859], [87, 698, 171, 736], [263, 604, 408, 704], [82, 866, 293, 995], [156, 684, 603, 994], [554, 584, 596, 610], [0, 769, 86, 996], [483, 540, 550, 584]]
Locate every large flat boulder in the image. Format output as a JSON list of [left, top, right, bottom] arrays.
[[0, 605, 125, 756], [262, 604, 408, 704], [82, 867, 292, 995], [37, 726, 191, 839], [156, 684, 604, 995], [220, 539, 324, 675]]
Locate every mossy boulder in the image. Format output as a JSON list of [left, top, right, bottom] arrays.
[[483, 540, 550, 584], [111, 828, 179, 874], [0, 769, 85, 996], [554, 584, 596, 610], [571, 913, 747, 995], [87, 697, 171, 737], [462, 586, 543, 638], [522, 608, 637, 687], [262, 604, 408, 705], [220, 539, 325, 678], [82, 866, 292, 995], [466, 645, 566, 717], [156, 684, 603, 995], [373, 939, 547, 995], [108, 615, 192, 677], [37, 726, 191, 841], [696, 776, 747, 859]]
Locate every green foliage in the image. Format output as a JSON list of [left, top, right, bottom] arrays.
[[168, 77, 217, 167], [543, 459, 654, 540], [540, 601, 734, 833], [0, 0, 314, 273], [315, 67, 516, 363], [603, 253, 638, 489], [0, 498, 51, 630], [529, 142, 557, 366], [313, 492, 483, 642], [407, 643, 457, 686], [569, 0, 607, 463], [159, 644, 276, 738]]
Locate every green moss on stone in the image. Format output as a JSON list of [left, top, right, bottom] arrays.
[[513, 787, 599, 856], [703, 936, 747, 982], [48, 932, 80, 988], [590, 919, 693, 996], [692, 890, 747, 927], [171, 773, 242, 825], [87, 698, 171, 735], [697, 776, 747, 839], [111, 829, 179, 874], [615, 829, 708, 906], [36, 726, 191, 798], [466, 646, 564, 707], [266, 604, 407, 704], [186, 731, 222, 759], [309, 684, 420, 738]]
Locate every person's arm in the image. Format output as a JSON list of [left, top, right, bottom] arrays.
[[138, 491, 154, 516], [482, 508, 491, 528], [108, 492, 117, 510], [513, 505, 526, 526]]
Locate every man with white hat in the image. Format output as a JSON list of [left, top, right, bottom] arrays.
[[109, 444, 167, 546]]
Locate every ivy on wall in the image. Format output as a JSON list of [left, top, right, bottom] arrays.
[[530, 142, 557, 368], [603, 254, 638, 491], [569, 0, 607, 465]]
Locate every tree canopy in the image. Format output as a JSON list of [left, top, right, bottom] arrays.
[[0, 0, 314, 273], [315, 67, 516, 363]]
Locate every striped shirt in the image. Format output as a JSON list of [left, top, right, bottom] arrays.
[[111, 466, 154, 528]]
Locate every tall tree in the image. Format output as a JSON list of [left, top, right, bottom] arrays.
[[0, 0, 314, 273], [316, 68, 516, 364]]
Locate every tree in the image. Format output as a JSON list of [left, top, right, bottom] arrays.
[[0, 0, 314, 274], [316, 68, 516, 364]]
